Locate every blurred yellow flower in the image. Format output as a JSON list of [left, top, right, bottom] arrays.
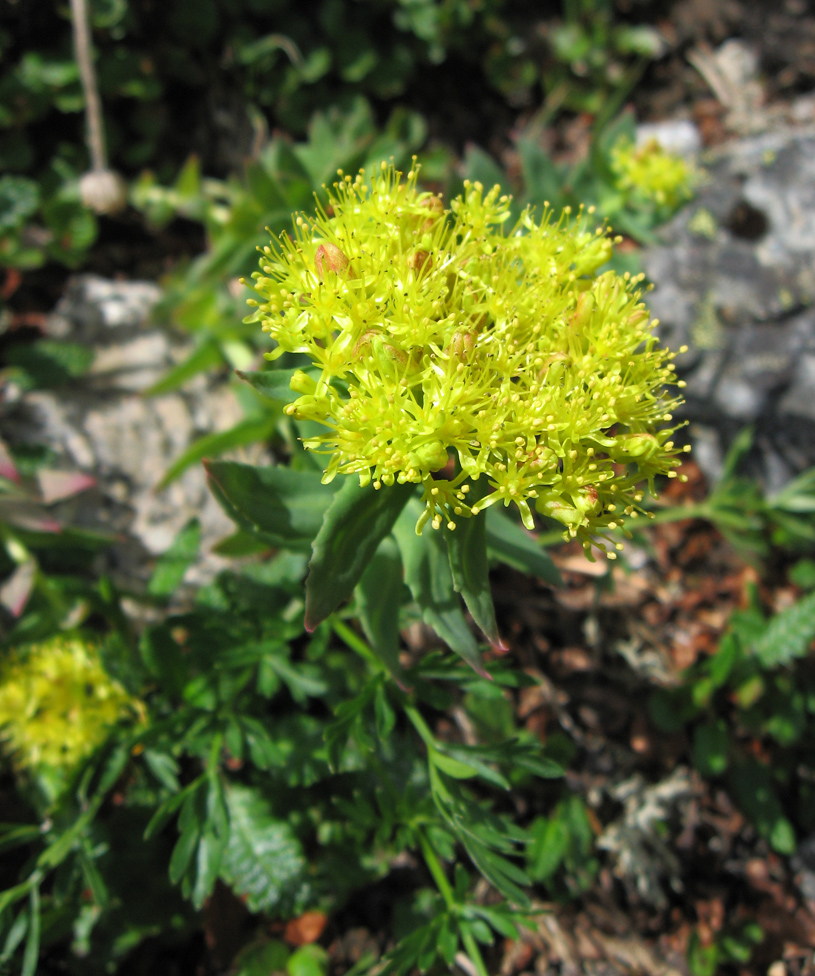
[[610, 137, 698, 210], [0, 633, 141, 771]]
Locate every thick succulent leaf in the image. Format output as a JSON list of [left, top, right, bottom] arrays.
[[393, 500, 487, 677], [219, 784, 309, 917], [236, 366, 320, 403], [444, 507, 504, 650], [356, 535, 408, 681], [205, 460, 336, 551], [304, 479, 415, 630], [485, 507, 562, 586]]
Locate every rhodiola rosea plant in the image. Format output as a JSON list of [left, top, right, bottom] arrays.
[[198, 160, 689, 969], [0, 161, 689, 976]]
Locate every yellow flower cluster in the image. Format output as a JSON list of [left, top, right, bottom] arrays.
[[247, 162, 688, 550], [610, 137, 697, 210], [0, 633, 139, 771]]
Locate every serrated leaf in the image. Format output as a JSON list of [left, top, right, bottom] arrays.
[[356, 536, 407, 680], [220, 784, 308, 916], [485, 508, 562, 586], [753, 589, 815, 668], [393, 500, 487, 676], [444, 506, 503, 649], [304, 479, 415, 630], [206, 460, 335, 551]]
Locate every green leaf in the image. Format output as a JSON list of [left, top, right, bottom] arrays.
[[356, 535, 407, 680], [233, 939, 290, 976], [237, 366, 320, 403], [752, 589, 815, 668], [728, 759, 796, 854], [21, 886, 39, 976], [192, 825, 228, 909], [206, 460, 336, 551], [431, 750, 479, 780], [147, 518, 201, 596], [435, 744, 510, 790], [144, 341, 225, 397], [0, 175, 39, 233], [304, 479, 415, 630], [325, 680, 376, 771], [445, 506, 503, 649], [142, 750, 181, 792], [0, 824, 41, 855], [393, 500, 486, 676], [287, 944, 329, 976], [693, 719, 730, 777], [485, 508, 562, 586], [6, 340, 94, 389], [220, 784, 308, 916], [461, 835, 531, 906], [159, 414, 280, 488], [169, 819, 200, 886], [527, 814, 569, 882]]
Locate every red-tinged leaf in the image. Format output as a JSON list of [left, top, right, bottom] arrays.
[[0, 440, 20, 483], [36, 469, 95, 504], [0, 560, 35, 616]]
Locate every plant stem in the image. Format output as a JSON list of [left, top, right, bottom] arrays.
[[416, 827, 454, 907], [332, 618, 382, 670], [69, 0, 107, 172], [403, 704, 436, 748], [417, 826, 489, 976], [459, 926, 490, 976]]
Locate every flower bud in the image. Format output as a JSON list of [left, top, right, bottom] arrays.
[[570, 292, 595, 332], [536, 486, 599, 527], [290, 370, 318, 395], [449, 330, 475, 360], [617, 433, 660, 459], [407, 441, 449, 473], [315, 242, 350, 277]]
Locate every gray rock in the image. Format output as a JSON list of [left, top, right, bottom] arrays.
[[636, 119, 701, 157], [1, 275, 245, 592], [642, 126, 815, 482]]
